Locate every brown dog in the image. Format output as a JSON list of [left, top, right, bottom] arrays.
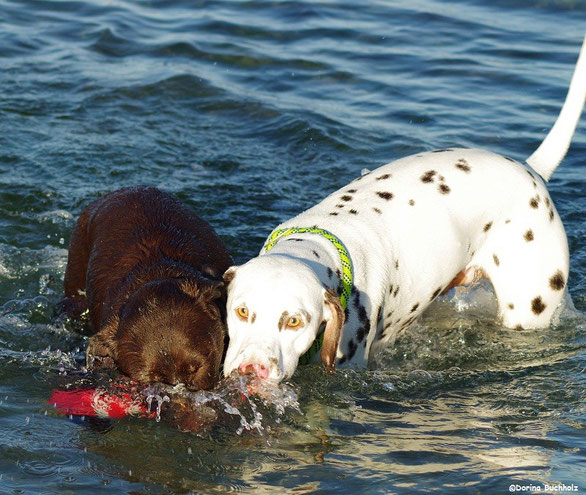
[[57, 186, 233, 390]]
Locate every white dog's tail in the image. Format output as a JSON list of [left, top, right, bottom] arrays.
[[526, 35, 586, 181]]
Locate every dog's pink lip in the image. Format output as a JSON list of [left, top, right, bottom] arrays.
[[238, 362, 269, 380]]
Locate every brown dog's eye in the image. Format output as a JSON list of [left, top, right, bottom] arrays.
[[235, 305, 249, 321], [285, 316, 303, 329]]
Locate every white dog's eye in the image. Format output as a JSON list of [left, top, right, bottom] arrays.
[[285, 315, 303, 329], [235, 305, 249, 321]]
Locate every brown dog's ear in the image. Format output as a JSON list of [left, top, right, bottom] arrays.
[[179, 277, 225, 321], [179, 277, 224, 302], [201, 264, 222, 280], [321, 288, 345, 372], [85, 316, 118, 370]]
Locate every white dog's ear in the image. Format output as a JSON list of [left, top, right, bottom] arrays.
[[222, 266, 239, 285], [321, 288, 345, 372]]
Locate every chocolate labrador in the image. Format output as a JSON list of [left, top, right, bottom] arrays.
[[57, 186, 233, 390]]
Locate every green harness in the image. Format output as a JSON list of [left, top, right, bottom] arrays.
[[262, 226, 353, 365]]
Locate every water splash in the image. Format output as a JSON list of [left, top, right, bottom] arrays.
[[145, 393, 170, 422], [141, 374, 301, 436]]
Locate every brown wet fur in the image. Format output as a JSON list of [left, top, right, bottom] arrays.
[[56, 186, 233, 390]]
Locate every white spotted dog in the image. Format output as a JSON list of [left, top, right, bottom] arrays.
[[223, 36, 586, 383]]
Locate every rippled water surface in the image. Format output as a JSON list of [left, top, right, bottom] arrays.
[[1, 1, 585, 493]]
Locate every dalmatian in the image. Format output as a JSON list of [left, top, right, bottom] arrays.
[[222, 36, 586, 383]]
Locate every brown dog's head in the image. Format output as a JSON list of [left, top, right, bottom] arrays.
[[87, 276, 225, 391]]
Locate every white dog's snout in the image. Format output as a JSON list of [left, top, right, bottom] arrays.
[[224, 340, 282, 380]]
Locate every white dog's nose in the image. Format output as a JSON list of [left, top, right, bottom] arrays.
[[238, 362, 269, 379]]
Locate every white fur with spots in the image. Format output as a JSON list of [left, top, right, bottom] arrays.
[[222, 36, 586, 382]]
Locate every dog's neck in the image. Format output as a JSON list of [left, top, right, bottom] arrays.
[[262, 236, 346, 299]]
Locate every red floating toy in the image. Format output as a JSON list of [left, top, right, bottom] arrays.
[[48, 387, 154, 419]]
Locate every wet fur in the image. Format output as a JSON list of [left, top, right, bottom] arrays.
[[57, 186, 233, 390]]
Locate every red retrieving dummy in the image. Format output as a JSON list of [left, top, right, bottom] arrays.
[[48, 387, 153, 419]]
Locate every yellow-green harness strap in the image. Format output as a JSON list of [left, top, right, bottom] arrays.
[[262, 227, 354, 365]]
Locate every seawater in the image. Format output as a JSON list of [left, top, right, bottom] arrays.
[[0, 0, 585, 493]]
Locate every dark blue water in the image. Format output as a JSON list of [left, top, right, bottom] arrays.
[[1, 1, 585, 493]]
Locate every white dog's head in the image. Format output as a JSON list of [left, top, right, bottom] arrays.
[[222, 255, 345, 382]]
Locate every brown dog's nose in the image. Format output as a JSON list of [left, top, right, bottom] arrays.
[[238, 363, 269, 379]]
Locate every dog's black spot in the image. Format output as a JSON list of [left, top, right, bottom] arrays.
[[484, 222, 493, 232], [410, 303, 419, 313], [393, 286, 400, 298], [493, 254, 500, 266], [356, 326, 366, 343], [389, 284, 394, 295], [347, 339, 357, 360], [505, 219, 511, 224], [373, 207, 382, 214], [549, 209, 554, 222], [431, 149, 449, 153], [508, 303, 515, 310], [455, 159, 471, 172], [421, 170, 436, 183], [376, 191, 393, 200], [431, 287, 442, 300], [549, 271, 565, 291], [349, 209, 358, 215], [329, 212, 339, 216], [336, 204, 345, 209], [531, 296, 546, 315], [286, 238, 304, 243], [376, 174, 391, 180], [354, 296, 368, 324], [376, 306, 383, 325], [312, 250, 320, 259], [529, 196, 539, 209], [409, 199, 415, 206], [401, 316, 416, 330], [395, 260, 399, 270], [532, 181, 537, 189], [545, 197, 551, 208], [347, 189, 358, 193], [386, 309, 394, 319], [515, 324, 524, 330], [327, 267, 333, 279], [524, 229, 534, 242], [341, 195, 353, 202], [439, 184, 450, 194]]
